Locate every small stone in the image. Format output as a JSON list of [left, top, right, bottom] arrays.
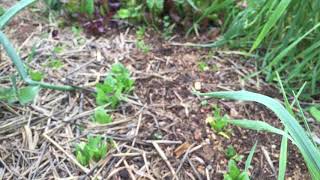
[[194, 82, 202, 90]]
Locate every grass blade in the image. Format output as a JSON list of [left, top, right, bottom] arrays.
[[0, 0, 37, 29], [278, 129, 288, 180], [250, 0, 292, 52], [245, 141, 258, 172], [227, 119, 292, 141], [194, 90, 320, 179]]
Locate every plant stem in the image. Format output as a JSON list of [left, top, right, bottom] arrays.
[[0, 31, 75, 91]]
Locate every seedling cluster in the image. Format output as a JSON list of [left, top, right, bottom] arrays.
[[75, 136, 109, 166], [206, 106, 230, 138], [74, 63, 134, 165]]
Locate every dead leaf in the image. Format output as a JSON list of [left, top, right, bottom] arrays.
[[174, 142, 191, 158]]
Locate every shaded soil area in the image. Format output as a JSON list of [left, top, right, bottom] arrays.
[[0, 4, 312, 180]]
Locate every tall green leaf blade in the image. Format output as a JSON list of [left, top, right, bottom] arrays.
[[0, 0, 37, 29], [195, 90, 320, 179], [227, 119, 292, 141], [278, 129, 288, 180], [250, 0, 291, 51], [245, 141, 258, 172]]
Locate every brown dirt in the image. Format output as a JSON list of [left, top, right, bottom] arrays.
[[0, 3, 313, 180]]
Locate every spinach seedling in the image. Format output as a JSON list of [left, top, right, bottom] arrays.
[[75, 136, 109, 166], [135, 27, 151, 53], [206, 106, 229, 138], [224, 160, 249, 180], [93, 106, 112, 124], [96, 63, 134, 108], [225, 145, 243, 162], [29, 70, 44, 82]]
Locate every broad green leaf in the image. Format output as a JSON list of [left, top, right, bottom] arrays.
[[117, 9, 131, 19], [29, 70, 44, 81], [18, 86, 40, 105], [96, 88, 107, 106], [228, 159, 241, 179], [225, 145, 237, 159], [94, 107, 112, 124], [195, 90, 320, 179], [310, 107, 320, 123], [0, 87, 17, 103]]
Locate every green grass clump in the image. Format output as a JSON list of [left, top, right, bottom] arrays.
[[214, 0, 320, 99]]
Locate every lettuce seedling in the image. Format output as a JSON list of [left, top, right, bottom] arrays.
[[225, 145, 244, 162], [93, 106, 112, 124], [207, 106, 228, 132], [96, 63, 134, 108], [224, 160, 249, 180], [75, 136, 108, 166]]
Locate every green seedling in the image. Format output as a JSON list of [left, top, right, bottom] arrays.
[[225, 145, 243, 162], [163, 16, 174, 40], [198, 61, 210, 72], [96, 63, 134, 108], [29, 70, 44, 82], [93, 106, 112, 124], [75, 136, 108, 166], [135, 27, 151, 53], [207, 106, 229, 138], [223, 160, 249, 180], [136, 40, 151, 53], [47, 59, 63, 69], [0, 85, 40, 105]]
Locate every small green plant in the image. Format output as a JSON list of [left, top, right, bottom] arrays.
[[75, 136, 109, 166], [207, 106, 229, 136], [198, 61, 210, 72], [96, 63, 134, 108], [162, 16, 174, 40], [93, 106, 113, 124], [135, 27, 151, 53], [223, 159, 249, 180], [225, 145, 243, 162], [47, 59, 64, 69], [29, 70, 44, 82], [0, 85, 40, 105]]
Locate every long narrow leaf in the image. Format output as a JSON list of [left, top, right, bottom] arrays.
[[227, 119, 292, 141], [194, 90, 320, 179], [251, 0, 292, 51], [278, 129, 288, 180], [0, 0, 37, 29], [245, 141, 258, 172]]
